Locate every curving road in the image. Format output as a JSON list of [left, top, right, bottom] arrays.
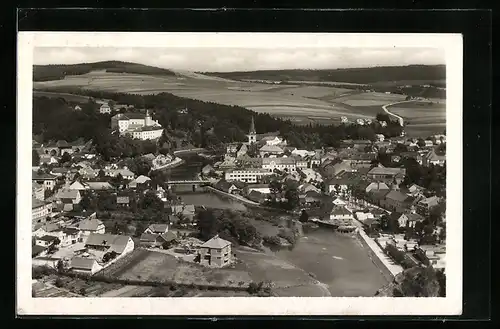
[[381, 100, 414, 127]]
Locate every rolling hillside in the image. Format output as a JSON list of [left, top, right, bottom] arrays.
[[33, 61, 177, 81], [202, 65, 446, 85]]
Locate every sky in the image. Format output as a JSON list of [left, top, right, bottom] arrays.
[[33, 47, 445, 72]]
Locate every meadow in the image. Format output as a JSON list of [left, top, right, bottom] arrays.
[[34, 69, 446, 134]]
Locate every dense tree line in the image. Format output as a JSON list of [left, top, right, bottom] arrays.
[[33, 61, 176, 81], [33, 88, 403, 155], [204, 65, 445, 84]]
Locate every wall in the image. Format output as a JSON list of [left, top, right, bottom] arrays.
[[356, 230, 395, 283]]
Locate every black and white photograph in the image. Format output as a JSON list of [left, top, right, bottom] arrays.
[[17, 32, 462, 316]]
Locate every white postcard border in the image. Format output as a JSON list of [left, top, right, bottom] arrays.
[[17, 32, 463, 316]]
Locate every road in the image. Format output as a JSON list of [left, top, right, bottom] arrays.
[[381, 100, 414, 127]]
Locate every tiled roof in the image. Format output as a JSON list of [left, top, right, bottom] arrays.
[[38, 235, 58, 242], [56, 188, 80, 199], [368, 167, 406, 176], [200, 235, 231, 249], [84, 233, 131, 254], [331, 206, 352, 216], [32, 245, 47, 257], [78, 217, 104, 231], [32, 171, 57, 180], [140, 233, 158, 243], [262, 157, 296, 165], [259, 145, 284, 153], [70, 257, 96, 270], [147, 224, 168, 234], [385, 190, 410, 202]]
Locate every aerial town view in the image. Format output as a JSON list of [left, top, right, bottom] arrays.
[[30, 46, 447, 299]]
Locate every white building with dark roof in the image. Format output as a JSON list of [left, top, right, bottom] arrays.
[[261, 157, 296, 172], [84, 233, 134, 256]]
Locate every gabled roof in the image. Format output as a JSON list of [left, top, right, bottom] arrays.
[[259, 145, 284, 153], [200, 235, 231, 249], [32, 171, 57, 180], [132, 175, 151, 184], [38, 235, 58, 242], [85, 182, 113, 190], [158, 231, 177, 243], [406, 212, 425, 222], [84, 233, 131, 254], [70, 257, 96, 270], [368, 167, 406, 176], [385, 190, 410, 202], [77, 217, 104, 231], [330, 206, 352, 216], [262, 157, 296, 165], [140, 233, 158, 243], [56, 188, 80, 199], [418, 196, 440, 206], [147, 224, 169, 234], [32, 245, 47, 257], [56, 140, 70, 148]]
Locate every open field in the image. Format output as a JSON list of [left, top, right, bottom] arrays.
[[99, 248, 252, 288], [386, 101, 446, 136], [34, 69, 446, 133], [33, 70, 379, 122]]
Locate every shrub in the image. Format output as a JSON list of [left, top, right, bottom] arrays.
[[263, 235, 281, 246], [278, 230, 296, 245], [54, 277, 64, 288]]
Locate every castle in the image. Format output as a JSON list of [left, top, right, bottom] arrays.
[[111, 110, 164, 140]]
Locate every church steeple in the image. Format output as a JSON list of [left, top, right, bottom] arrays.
[[247, 116, 257, 145], [249, 116, 256, 134]]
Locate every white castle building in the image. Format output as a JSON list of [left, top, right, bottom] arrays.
[[111, 110, 164, 140]]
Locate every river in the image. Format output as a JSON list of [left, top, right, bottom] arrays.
[[172, 152, 387, 296]]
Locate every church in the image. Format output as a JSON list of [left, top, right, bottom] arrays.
[[111, 110, 164, 140]]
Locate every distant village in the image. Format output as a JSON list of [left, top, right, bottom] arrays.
[[31, 102, 447, 294]]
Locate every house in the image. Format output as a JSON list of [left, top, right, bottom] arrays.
[[55, 188, 82, 205], [32, 181, 45, 200], [99, 103, 112, 114], [261, 157, 296, 173], [299, 183, 321, 194], [87, 182, 114, 191], [171, 204, 196, 222], [197, 235, 232, 268], [259, 144, 284, 157], [355, 211, 375, 224], [381, 190, 413, 213], [79, 167, 98, 179], [128, 175, 151, 189], [50, 167, 71, 177], [74, 215, 106, 238], [236, 144, 248, 157], [246, 183, 271, 195], [59, 227, 82, 246], [144, 224, 169, 235], [201, 164, 215, 176], [32, 171, 57, 191], [262, 136, 286, 146], [291, 149, 315, 158], [70, 257, 103, 275], [406, 184, 426, 197], [321, 159, 354, 178], [116, 195, 130, 208], [401, 212, 425, 228], [331, 197, 346, 206], [33, 222, 62, 238], [329, 206, 353, 221], [364, 181, 390, 194], [32, 245, 47, 258], [424, 140, 434, 148], [367, 167, 406, 185], [307, 152, 322, 168], [422, 150, 446, 167], [105, 168, 135, 180], [84, 233, 135, 256], [304, 190, 322, 204], [375, 134, 385, 142], [69, 180, 88, 191], [140, 231, 177, 249], [32, 198, 52, 229], [35, 235, 58, 248], [416, 196, 440, 217]]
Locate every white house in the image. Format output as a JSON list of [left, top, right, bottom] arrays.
[[263, 136, 286, 146], [291, 149, 315, 158], [329, 206, 353, 221], [99, 104, 112, 114], [144, 223, 169, 235], [261, 157, 296, 172], [72, 214, 106, 239], [128, 175, 151, 189], [84, 233, 135, 257], [32, 199, 52, 229], [70, 257, 103, 275]]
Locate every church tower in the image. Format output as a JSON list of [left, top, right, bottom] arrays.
[[247, 116, 257, 144], [145, 110, 152, 127]]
